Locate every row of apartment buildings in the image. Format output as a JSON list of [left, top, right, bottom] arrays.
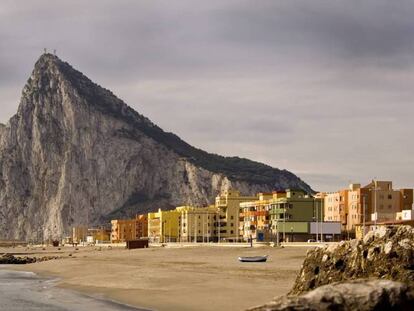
[[72, 180, 413, 244], [320, 180, 413, 237], [110, 189, 336, 243]]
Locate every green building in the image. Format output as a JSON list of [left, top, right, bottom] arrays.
[[269, 189, 324, 242]]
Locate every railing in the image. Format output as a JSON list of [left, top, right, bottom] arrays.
[[239, 211, 268, 217]]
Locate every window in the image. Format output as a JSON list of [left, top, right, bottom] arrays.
[[230, 216, 234, 220], [230, 230, 234, 234], [231, 223, 234, 227], [388, 194, 392, 199]]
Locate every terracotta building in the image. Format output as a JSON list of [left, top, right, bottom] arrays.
[[239, 193, 273, 242], [111, 214, 149, 243], [136, 214, 148, 239]]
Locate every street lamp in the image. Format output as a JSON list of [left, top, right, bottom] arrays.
[[320, 200, 323, 242], [315, 201, 319, 242], [370, 180, 380, 228], [361, 194, 367, 237]]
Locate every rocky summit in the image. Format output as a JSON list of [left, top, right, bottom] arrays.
[[0, 54, 311, 240]]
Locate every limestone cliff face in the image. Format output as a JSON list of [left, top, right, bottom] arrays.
[[0, 54, 312, 240]]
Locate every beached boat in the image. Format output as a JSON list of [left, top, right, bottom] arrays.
[[238, 255, 268, 262]]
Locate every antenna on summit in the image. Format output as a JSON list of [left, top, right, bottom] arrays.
[[53, 49, 56, 55], [43, 48, 47, 54]]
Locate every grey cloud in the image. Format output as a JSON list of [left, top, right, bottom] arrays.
[[0, 0, 413, 191], [213, 1, 414, 65]]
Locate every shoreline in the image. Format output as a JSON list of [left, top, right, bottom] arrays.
[[2, 245, 309, 311], [0, 268, 148, 311]]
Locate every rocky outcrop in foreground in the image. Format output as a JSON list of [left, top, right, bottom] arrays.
[[250, 226, 414, 311], [290, 225, 414, 294], [249, 279, 414, 311]]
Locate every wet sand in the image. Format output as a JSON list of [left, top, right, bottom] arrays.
[[0, 269, 146, 311], [3, 245, 310, 311]]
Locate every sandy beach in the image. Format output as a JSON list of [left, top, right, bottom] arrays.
[[2, 245, 310, 311]]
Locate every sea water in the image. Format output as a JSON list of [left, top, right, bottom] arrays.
[[0, 268, 146, 311]]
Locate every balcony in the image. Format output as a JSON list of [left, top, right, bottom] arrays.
[[270, 208, 286, 214], [240, 211, 268, 217]]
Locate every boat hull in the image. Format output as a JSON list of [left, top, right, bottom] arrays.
[[238, 256, 268, 262]]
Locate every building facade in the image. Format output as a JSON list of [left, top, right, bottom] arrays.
[[269, 190, 324, 242], [215, 190, 257, 242], [239, 189, 326, 242], [136, 214, 148, 239], [148, 209, 180, 243], [72, 226, 88, 244], [111, 219, 138, 243], [177, 205, 217, 242], [365, 181, 413, 222], [323, 181, 413, 237], [87, 228, 111, 243], [239, 193, 273, 242]]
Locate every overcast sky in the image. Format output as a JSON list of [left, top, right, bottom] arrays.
[[1, 0, 414, 191]]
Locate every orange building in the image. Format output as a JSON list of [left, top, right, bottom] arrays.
[[111, 214, 149, 243], [136, 214, 148, 239], [324, 189, 348, 230], [111, 219, 137, 243], [323, 181, 413, 237], [239, 193, 273, 241]]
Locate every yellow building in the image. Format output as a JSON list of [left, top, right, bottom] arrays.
[[148, 209, 180, 243], [215, 190, 257, 242], [72, 226, 88, 243], [176, 205, 218, 242], [87, 228, 111, 243]]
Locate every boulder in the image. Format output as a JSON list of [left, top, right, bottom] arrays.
[[290, 225, 414, 295], [249, 279, 414, 311]]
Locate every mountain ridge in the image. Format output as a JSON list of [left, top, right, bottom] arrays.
[[32, 54, 311, 188], [0, 53, 312, 240]]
